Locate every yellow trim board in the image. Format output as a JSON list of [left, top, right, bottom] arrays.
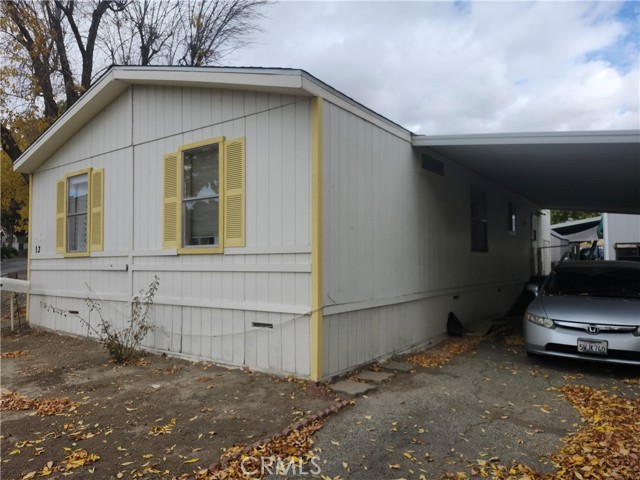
[[177, 246, 223, 255], [26, 173, 33, 320], [310, 97, 324, 381], [179, 136, 225, 153]]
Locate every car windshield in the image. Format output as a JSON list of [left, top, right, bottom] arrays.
[[543, 267, 640, 300]]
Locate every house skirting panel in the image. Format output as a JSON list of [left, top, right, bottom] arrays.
[[322, 281, 524, 378], [29, 295, 311, 377]]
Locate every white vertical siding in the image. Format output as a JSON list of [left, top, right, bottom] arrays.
[[132, 89, 311, 252], [29, 153, 131, 311], [30, 148, 133, 258], [37, 91, 132, 172], [323, 100, 535, 306], [322, 282, 524, 377], [29, 85, 314, 378], [604, 213, 640, 260], [321, 100, 537, 376]]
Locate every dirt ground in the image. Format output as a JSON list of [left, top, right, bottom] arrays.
[[0, 328, 337, 480]]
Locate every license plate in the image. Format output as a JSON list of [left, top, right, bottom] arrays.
[[577, 339, 608, 355]]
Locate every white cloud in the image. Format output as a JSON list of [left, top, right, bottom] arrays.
[[229, 1, 639, 134]]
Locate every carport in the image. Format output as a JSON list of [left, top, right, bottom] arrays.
[[412, 130, 640, 214]]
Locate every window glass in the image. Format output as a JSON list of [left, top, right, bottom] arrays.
[[67, 173, 88, 252], [471, 189, 488, 252], [184, 198, 219, 246], [543, 267, 640, 300], [182, 143, 219, 247]]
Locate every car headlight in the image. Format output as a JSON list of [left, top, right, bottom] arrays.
[[526, 312, 555, 329], [635, 326, 640, 337]]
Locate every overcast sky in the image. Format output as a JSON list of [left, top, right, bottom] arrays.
[[227, 1, 640, 135]]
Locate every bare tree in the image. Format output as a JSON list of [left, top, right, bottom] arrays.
[[1, 0, 270, 162], [179, 0, 268, 66], [54, 1, 127, 90], [101, 0, 181, 66], [2, 1, 61, 119], [44, 1, 80, 107], [1, 0, 127, 157], [102, 0, 268, 67]]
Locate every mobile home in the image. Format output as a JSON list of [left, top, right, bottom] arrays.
[[14, 67, 538, 380]]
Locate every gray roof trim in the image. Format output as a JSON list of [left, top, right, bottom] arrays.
[[412, 130, 640, 147]]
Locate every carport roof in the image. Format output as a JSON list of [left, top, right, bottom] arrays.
[[413, 130, 640, 214]]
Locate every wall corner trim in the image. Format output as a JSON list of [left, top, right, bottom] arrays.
[[26, 173, 33, 320], [310, 97, 324, 381]]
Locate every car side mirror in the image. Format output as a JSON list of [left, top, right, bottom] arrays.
[[526, 283, 539, 297]]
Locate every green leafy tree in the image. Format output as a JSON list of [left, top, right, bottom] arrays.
[[550, 211, 600, 225], [1, 152, 29, 246]]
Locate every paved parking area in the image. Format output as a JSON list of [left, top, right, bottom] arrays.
[[311, 319, 640, 479]]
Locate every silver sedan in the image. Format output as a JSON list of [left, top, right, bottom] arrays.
[[524, 260, 640, 366]]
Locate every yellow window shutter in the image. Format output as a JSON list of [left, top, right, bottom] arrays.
[[224, 138, 246, 248], [90, 169, 104, 252], [163, 152, 181, 249], [56, 179, 66, 253]]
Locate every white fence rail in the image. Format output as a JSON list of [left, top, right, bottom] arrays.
[[0, 277, 30, 332]]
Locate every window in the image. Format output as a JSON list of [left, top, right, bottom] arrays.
[[615, 243, 640, 261], [163, 137, 245, 253], [67, 173, 89, 252], [56, 169, 104, 256], [470, 188, 488, 252], [182, 143, 220, 247], [508, 202, 517, 234]]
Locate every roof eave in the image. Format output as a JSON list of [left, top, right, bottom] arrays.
[[13, 67, 314, 174], [15, 66, 416, 174], [112, 66, 309, 93]]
